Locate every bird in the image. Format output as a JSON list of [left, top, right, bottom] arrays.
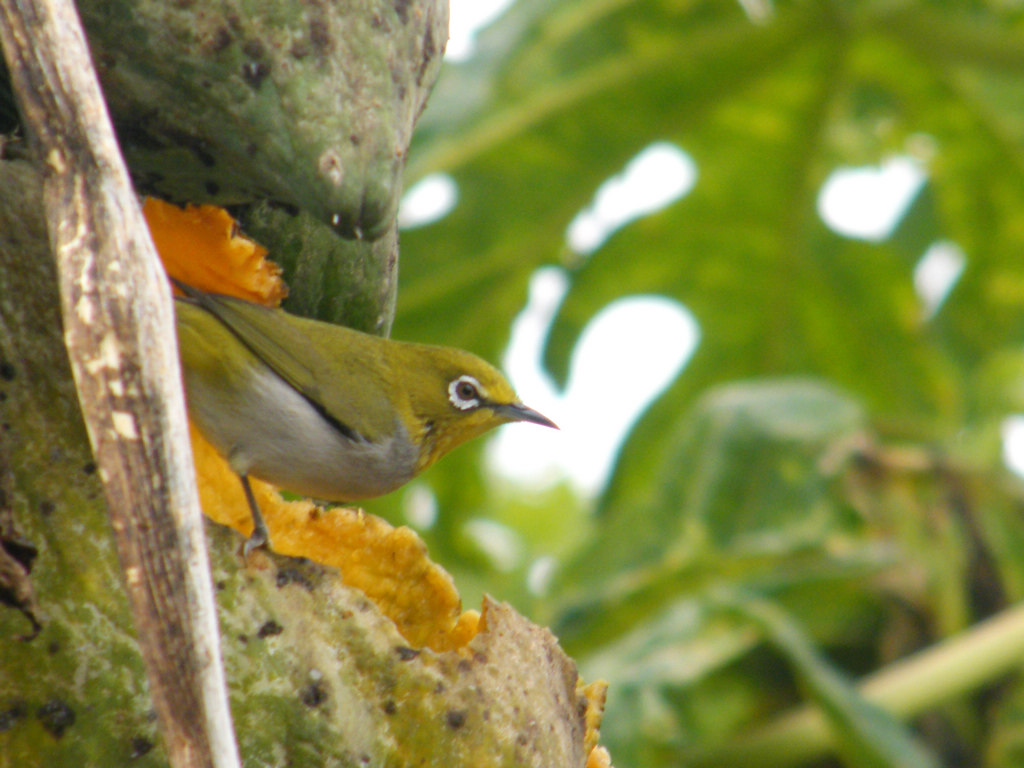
[[173, 282, 557, 554]]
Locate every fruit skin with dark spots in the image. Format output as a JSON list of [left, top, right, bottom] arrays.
[[300, 681, 328, 708], [256, 619, 283, 638], [0, 702, 26, 732], [36, 699, 75, 738], [74, 0, 448, 243]]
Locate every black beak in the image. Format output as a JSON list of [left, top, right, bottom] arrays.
[[493, 402, 559, 429]]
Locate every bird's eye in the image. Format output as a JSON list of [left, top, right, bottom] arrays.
[[449, 375, 481, 411]]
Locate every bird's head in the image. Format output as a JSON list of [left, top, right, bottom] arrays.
[[400, 345, 557, 472]]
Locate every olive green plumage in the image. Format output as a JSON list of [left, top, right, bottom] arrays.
[[174, 284, 555, 552]]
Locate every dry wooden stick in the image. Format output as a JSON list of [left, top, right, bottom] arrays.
[[0, 2, 240, 766]]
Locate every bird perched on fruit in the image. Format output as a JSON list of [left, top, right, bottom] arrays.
[[174, 283, 556, 554]]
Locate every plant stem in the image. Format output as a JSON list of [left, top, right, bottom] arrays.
[[683, 600, 1024, 767]]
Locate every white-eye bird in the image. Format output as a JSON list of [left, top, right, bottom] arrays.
[[173, 283, 556, 553]]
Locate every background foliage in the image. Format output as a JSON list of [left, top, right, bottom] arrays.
[[365, 1, 1024, 766]]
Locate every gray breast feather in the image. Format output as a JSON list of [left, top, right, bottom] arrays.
[[186, 362, 419, 500]]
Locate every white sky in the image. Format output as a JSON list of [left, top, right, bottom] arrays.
[[447, 0, 516, 61], [487, 268, 698, 495], [817, 157, 925, 241]]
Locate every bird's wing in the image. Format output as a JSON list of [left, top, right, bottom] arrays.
[[179, 286, 391, 442]]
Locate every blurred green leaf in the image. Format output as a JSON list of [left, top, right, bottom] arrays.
[[987, 678, 1024, 768], [391, 2, 1024, 766], [555, 379, 867, 609], [720, 592, 940, 768]]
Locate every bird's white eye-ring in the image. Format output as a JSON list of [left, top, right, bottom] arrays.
[[449, 375, 481, 411]]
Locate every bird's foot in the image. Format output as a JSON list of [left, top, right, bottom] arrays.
[[242, 524, 269, 557]]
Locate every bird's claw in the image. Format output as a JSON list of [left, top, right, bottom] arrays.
[[242, 526, 269, 557]]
